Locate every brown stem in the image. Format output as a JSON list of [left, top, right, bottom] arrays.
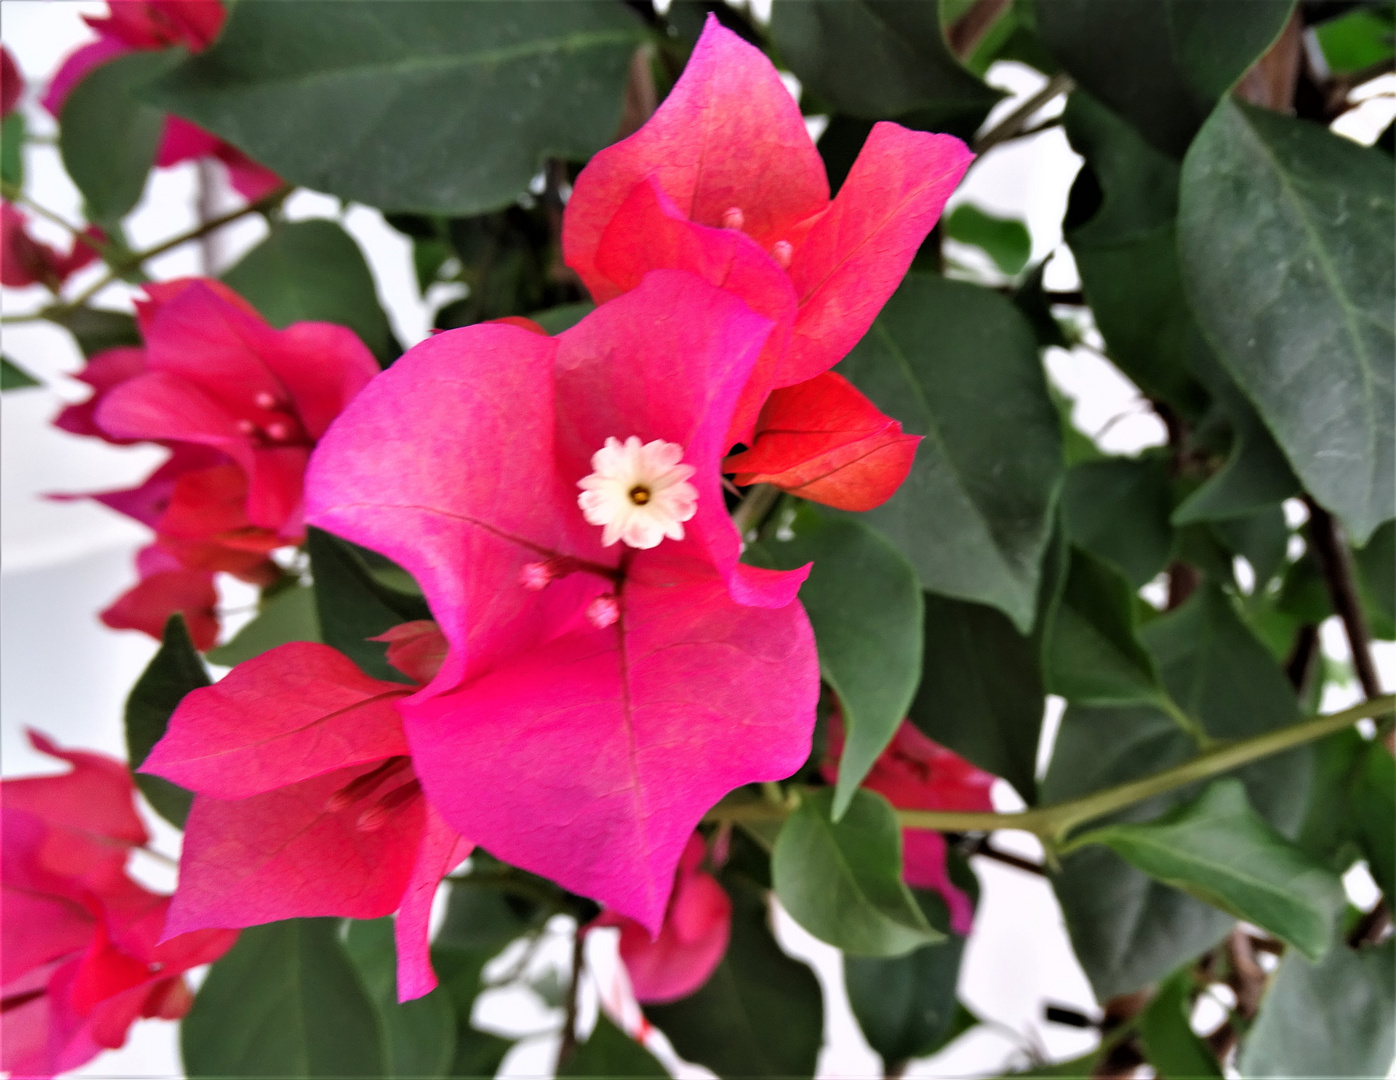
[[946, 0, 1011, 60], [973, 73, 1074, 154], [555, 924, 586, 1073], [1284, 623, 1320, 694], [1090, 990, 1150, 1079], [968, 836, 1047, 876], [1348, 898, 1393, 948], [1304, 498, 1383, 702]]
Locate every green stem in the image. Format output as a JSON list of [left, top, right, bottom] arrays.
[[731, 482, 780, 536], [705, 694, 1396, 845]]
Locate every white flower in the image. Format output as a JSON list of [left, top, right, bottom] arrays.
[[577, 436, 698, 549]]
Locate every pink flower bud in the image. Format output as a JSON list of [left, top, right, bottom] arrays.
[[254, 391, 278, 410], [520, 561, 553, 590], [772, 240, 793, 269], [586, 593, 620, 629], [721, 206, 745, 231]]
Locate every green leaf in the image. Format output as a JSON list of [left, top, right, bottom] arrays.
[[1061, 455, 1173, 588], [770, 0, 1002, 140], [1351, 741, 1395, 898], [1137, 968, 1222, 1079], [343, 918, 456, 1079], [1, 355, 40, 391], [1238, 938, 1395, 1079], [944, 203, 1031, 276], [908, 590, 1043, 804], [41, 306, 141, 357], [1314, 7, 1395, 74], [1355, 520, 1396, 640], [124, 615, 207, 829], [1179, 100, 1395, 543], [1039, 0, 1294, 156], [183, 918, 386, 1078], [748, 512, 923, 818], [1042, 548, 1163, 708], [530, 301, 594, 335], [205, 584, 321, 666], [1, 110, 24, 189], [147, 1, 643, 215], [559, 1014, 666, 1078], [60, 50, 170, 225], [222, 220, 398, 364], [307, 528, 431, 683], [646, 872, 823, 1079], [1295, 728, 1367, 872], [772, 788, 941, 957], [837, 273, 1064, 631], [1071, 779, 1346, 961]]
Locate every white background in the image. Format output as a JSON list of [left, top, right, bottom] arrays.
[[2, 2, 1392, 1077]]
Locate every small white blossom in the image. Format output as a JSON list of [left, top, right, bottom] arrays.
[[577, 436, 698, 549]]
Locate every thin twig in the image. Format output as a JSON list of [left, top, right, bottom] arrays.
[[1303, 497, 1383, 703], [974, 73, 1074, 155], [555, 924, 586, 1073], [0, 186, 114, 260], [730, 482, 780, 537], [967, 836, 1047, 876]]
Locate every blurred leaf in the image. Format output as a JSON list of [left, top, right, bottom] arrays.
[[1296, 728, 1367, 873], [838, 273, 1063, 632], [1, 355, 40, 391], [206, 584, 321, 666], [770, 0, 1002, 140], [1061, 455, 1173, 587], [995, 1052, 1101, 1078], [1355, 520, 1395, 640], [1137, 968, 1222, 1079], [748, 512, 922, 818], [1314, 7, 1395, 74], [60, 50, 170, 225], [307, 528, 431, 683], [1071, 779, 1345, 960], [908, 590, 1043, 803], [944, 203, 1031, 275], [1351, 742, 1395, 898], [1238, 938, 1395, 1078], [1210, 506, 1289, 591], [1012, 260, 1071, 350], [530, 301, 594, 335], [183, 918, 386, 1078], [1039, 0, 1294, 156], [647, 872, 823, 1079], [1179, 100, 1395, 544], [148, 1, 643, 215], [124, 615, 205, 828], [1, 110, 23, 188], [437, 205, 582, 327], [222, 220, 398, 365], [559, 1014, 666, 1078], [41, 305, 140, 357], [343, 918, 455, 1079], [773, 788, 941, 956], [413, 237, 451, 295]]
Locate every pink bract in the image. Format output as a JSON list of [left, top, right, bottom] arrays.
[[1, 202, 103, 290], [305, 271, 819, 933]]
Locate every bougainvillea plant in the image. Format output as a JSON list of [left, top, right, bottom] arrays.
[[2, 2, 1393, 1078]]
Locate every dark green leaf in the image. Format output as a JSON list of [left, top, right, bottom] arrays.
[[1352, 742, 1395, 898], [1355, 520, 1395, 640], [41, 306, 141, 357], [944, 203, 1031, 276], [1, 355, 40, 391], [995, 1052, 1101, 1078], [1179, 100, 1395, 543], [307, 527, 431, 682], [1061, 455, 1173, 587], [647, 872, 823, 1079], [222, 220, 398, 364], [1296, 728, 1367, 872], [770, 0, 1002, 140], [343, 918, 456, 1079], [1012, 260, 1071, 350], [1, 110, 24, 188], [772, 788, 940, 956], [1238, 939, 1395, 1078], [205, 584, 321, 666], [148, 1, 643, 215], [1210, 507, 1290, 591], [838, 273, 1063, 631], [1070, 779, 1346, 960], [909, 590, 1043, 803], [60, 50, 170, 225], [559, 1014, 666, 1077], [125, 615, 207, 828], [1137, 969, 1221, 1079], [530, 300, 594, 335], [183, 918, 386, 1078], [748, 512, 922, 817], [1040, 0, 1294, 156]]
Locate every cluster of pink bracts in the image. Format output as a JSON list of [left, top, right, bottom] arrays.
[[5, 14, 1001, 1075]]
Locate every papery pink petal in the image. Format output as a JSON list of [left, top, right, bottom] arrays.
[[0, 809, 97, 982], [143, 642, 411, 799], [100, 566, 219, 649], [259, 321, 379, 440], [787, 123, 972, 378], [216, 144, 284, 202], [1, 45, 22, 118], [165, 767, 423, 936], [402, 564, 816, 933], [95, 370, 245, 453], [42, 36, 130, 116], [243, 443, 310, 534], [901, 829, 975, 936], [616, 866, 731, 1003], [564, 15, 827, 298], [155, 115, 222, 167], [372, 621, 449, 686], [52, 347, 148, 442], [134, 277, 260, 336], [394, 805, 472, 1002]]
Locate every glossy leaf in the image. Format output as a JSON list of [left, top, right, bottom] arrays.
[[1060, 455, 1173, 588], [1, 355, 39, 390], [182, 918, 386, 1078], [60, 50, 169, 225], [1040, 0, 1294, 156], [147, 1, 643, 215], [124, 615, 206, 828], [343, 918, 455, 1079], [1137, 969, 1222, 1080], [1238, 939, 1395, 1079], [559, 1014, 666, 1078], [205, 585, 321, 667], [908, 590, 1043, 804], [1071, 779, 1346, 961], [646, 871, 823, 1079], [1179, 100, 1395, 543], [944, 203, 1031, 276], [772, 788, 940, 957], [838, 272, 1063, 631], [748, 512, 923, 818], [222, 220, 398, 365]]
